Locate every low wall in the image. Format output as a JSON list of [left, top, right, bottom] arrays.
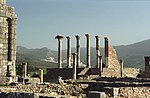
[[44, 67, 140, 82], [123, 68, 140, 78]]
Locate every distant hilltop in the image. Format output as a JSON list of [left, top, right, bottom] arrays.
[[16, 39, 150, 69]]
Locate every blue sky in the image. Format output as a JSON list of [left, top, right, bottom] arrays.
[[7, 0, 150, 50]]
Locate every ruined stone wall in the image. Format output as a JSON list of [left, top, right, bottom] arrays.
[[123, 68, 140, 78], [107, 45, 120, 69], [101, 68, 139, 78], [102, 68, 120, 78], [44, 68, 140, 82]]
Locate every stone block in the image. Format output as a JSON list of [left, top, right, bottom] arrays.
[[87, 91, 106, 98], [113, 88, 119, 97]]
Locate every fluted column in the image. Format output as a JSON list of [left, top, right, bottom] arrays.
[[104, 37, 109, 67], [85, 33, 91, 68], [120, 59, 123, 77], [55, 35, 64, 68], [95, 35, 100, 68], [75, 35, 81, 68], [66, 36, 71, 68], [72, 53, 77, 80]]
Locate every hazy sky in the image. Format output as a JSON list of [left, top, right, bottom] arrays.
[[7, 0, 150, 50]]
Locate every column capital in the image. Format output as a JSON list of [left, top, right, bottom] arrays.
[[104, 36, 109, 40], [75, 35, 81, 39], [55, 34, 64, 40], [66, 36, 71, 39], [85, 33, 90, 37], [95, 35, 100, 38], [120, 59, 123, 63]]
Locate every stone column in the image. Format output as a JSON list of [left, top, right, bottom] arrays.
[[85, 33, 91, 68], [75, 35, 81, 68], [22, 63, 27, 78], [104, 37, 109, 67], [6, 17, 17, 77], [40, 69, 43, 83], [99, 56, 103, 77], [66, 36, 71, 68], [120, 59, 123, 77], [72, 53, 77, 80], [95, 35, 100, 68], [55, 35, 64, 68]]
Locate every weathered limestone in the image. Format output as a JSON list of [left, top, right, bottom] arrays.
[[95, 35, 100, 68], [55, 35, 64, 68], [104, 37, 120, 69], [120, 59, 124, 77], [0, 0, 17, 84], [72, 53, 77, 80], [75, 35, 81, 68], [40, 69, 43, 83], [144, 56, 150, 78], [66, 36, 71, 68], [85, 33, 91, 68]]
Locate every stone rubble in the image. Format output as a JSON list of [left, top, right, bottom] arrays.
[[0, 82, 85, 98]]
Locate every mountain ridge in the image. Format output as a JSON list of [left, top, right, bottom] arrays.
[[16, 39, 150, 69]]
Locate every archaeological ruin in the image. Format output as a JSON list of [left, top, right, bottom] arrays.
[[1, 0, 150, 98]]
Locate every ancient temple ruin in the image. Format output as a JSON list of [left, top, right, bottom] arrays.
[[0, 0, 17, 84]]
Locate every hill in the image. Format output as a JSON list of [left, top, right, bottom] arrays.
[[16, 39, 150, 69]]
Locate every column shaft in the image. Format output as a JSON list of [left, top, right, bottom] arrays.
[[22, 63, 27, 78], [75, 35, 81, 68], [40, 69, 43, 83], [72, 53, 77, 80], [85, 34, 91, 68], [99, 56, 103, 77], [55, 35, 63, 68], [120, 59, 123, 77], [66, 36, 71, 68], [95, 36, 100, 68], [105, 37, 109, 67]]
